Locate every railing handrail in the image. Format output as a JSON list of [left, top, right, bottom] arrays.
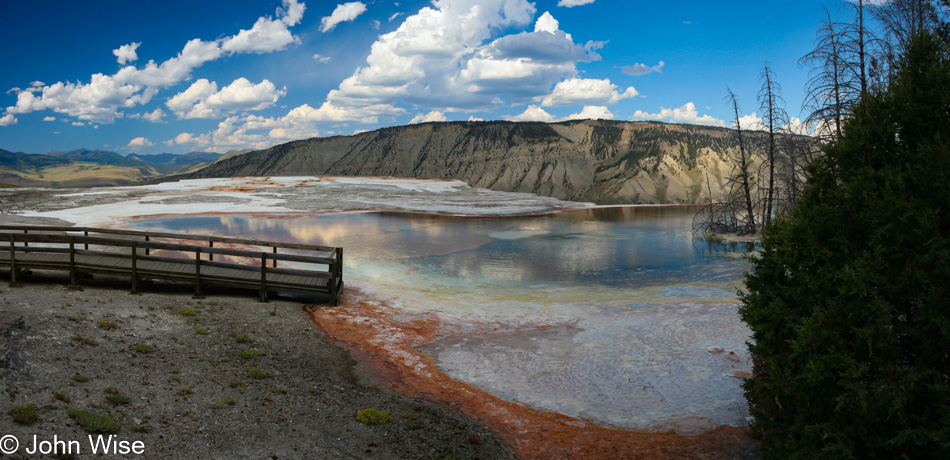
[[2, 232, 337, 265], [0, 224, 339, 254]]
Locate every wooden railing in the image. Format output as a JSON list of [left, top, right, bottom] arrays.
[[0, 225, 343, 305]]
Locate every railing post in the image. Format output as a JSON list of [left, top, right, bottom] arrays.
[[193, 248, 204, 299], [84, 230, 89, 250], [334, 247, 343, 306], [259, 253, 268, 302], [67, 236, 81, 291], [337, 247, 344, 279], [22, 229, 27, 248], [272, 246, 277, 268], [9, 234, 20, 287], [144, 235, 150, 256], [209, 240, 214, 262], [130, 241, 139, 295]]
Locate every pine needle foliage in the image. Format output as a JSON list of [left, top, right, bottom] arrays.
[[740, 33, 950, 459]]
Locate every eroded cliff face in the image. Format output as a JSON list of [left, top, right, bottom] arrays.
[[190, 120, 770, 204]]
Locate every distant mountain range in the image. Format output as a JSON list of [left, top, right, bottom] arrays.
[[189, 120, 777, 204], [3, 120, 786, 205], [0, 148, 238, 187]]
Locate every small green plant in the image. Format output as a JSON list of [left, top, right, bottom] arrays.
[[107, 393, 130, 405], [208, 397, 236, 409], [356, 407, 392, 426], [247, 368, 270, 379], [67, 408, 119, 433], [98, 319, 118, 330], [170, 375, 182, 382], [130, 423, 150, 433], [194, 327, 209, 335], [228, 380, 243, 388], [71, 335, 98, 346], [70, 374, 89, 383], [104, 388, 129, 405], [180, 387, 192, 396], [230, 332, 252, 344], [132, 343, 155, 353], [237, 350, 257, 359], [177, 308, 196, 316], [9, 403, 38, 425], [53, 390, 70, 403]]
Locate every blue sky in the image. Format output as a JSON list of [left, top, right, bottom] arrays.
[[0, 0, 850, 155]]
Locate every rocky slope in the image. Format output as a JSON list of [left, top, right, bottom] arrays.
[[190, 120, 774, 204]]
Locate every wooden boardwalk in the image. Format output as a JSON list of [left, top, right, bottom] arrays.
[[0, 225, 343, 304]]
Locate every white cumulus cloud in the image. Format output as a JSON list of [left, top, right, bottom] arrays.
[[540, 78, 637, 107], [557, 0, 596, 7], [166, 78, 285, 119], [632, 102, 726, 127], [621, 61, 665, 76], [320, 2, 368, 33], [326, 0, 597, 111], [409, 110, 447, 124], [735, 112, 765, 131], [142, 108, 165, 123], [128, 136, 155, 148], [563, 105, 613, 120], [113, 42, 141, 65], [4, 0, 304, 124], [0, 114, 17, 126], [504, 105, 555, 122]]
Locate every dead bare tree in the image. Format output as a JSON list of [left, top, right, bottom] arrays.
[[873, 0, 948, 52], [727, 89, 756, 234], [756, 63, 788, 226], [692, 90, 759, 237], [800, 9, 855, 141]]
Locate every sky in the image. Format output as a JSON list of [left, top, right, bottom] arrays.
[[0, 0, 854, 155]]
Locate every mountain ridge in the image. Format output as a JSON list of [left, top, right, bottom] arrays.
[[0, 148, 222, 187], [189, 119, 776, 204]]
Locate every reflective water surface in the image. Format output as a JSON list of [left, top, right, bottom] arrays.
[[132, 205, 756, 429]]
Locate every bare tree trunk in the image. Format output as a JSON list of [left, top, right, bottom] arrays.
[[727, 88, 756, 234], [761, 65, 777, 226]]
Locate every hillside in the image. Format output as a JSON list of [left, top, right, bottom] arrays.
[[0, 148, 221, 187], [190, 120, 775, 204]]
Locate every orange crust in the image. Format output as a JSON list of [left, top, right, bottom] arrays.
[[307, 289, 757, 459]]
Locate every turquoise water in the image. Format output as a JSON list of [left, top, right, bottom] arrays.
[[131, 205, 756, 430], [133, 206, 753, 289]]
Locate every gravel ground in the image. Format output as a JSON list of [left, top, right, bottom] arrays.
[[0, 271, 511, 459]]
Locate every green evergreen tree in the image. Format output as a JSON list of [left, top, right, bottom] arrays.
[[740, 32, 950, 459]]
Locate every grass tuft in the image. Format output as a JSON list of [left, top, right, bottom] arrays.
[[247, 368, 270, 379], [8, 403, 38, 425], [132, 343, 155, 353], [208, 397, 236, 409], [67, 408, 120, 433], [356, 407, 392, 426]]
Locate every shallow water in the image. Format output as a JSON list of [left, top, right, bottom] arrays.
[[131, 205, 755, 429]]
